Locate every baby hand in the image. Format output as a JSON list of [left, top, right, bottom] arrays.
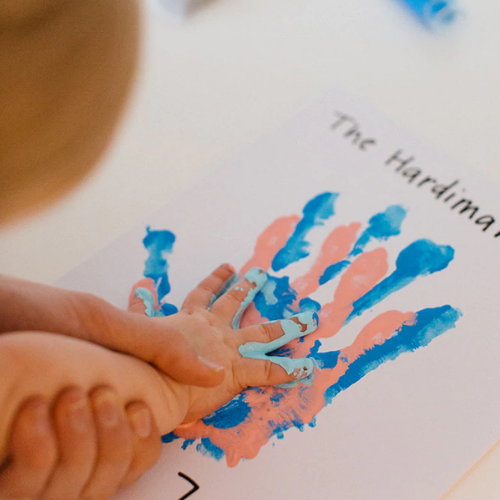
[[129, 265, 318, 423]]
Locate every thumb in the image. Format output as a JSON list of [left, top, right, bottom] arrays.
[[128, 279, 158, 316], [117, 312, 226, 388]]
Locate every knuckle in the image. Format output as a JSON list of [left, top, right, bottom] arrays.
[[231, 360, 246, 391], [197, 283, 215, 294], [182, 305, 196, 316], [260, 323, 278, 343], [225, 291, 243, 307], [263, 360, 273, 382]]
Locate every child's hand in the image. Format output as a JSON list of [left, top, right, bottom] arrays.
[[128, 265, 318, 423], [0, 386, 161, 500]]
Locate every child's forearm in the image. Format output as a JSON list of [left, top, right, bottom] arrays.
[[0, 332, 186, 463]]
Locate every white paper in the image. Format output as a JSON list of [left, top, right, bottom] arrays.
[[57, 89, 500, 500]]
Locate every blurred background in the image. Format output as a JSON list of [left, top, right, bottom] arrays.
[[0, 1, 499, 496]]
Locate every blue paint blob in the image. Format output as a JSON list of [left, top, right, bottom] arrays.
[[272, 193, 338, 272], [181, 439, 196, 450], [254, 275, 297, 321], [160, 302, 178, 316], [326, 305, 462, 403], [348, 239, 455, 322], [309, 347, 340, 370], [270, 392, 285, 405], [298, 298, 322, 315], [350, 205, 407, 257], [202, 396, 252, 429], [196, 438, 225, 461], [319, 260, 350, 285], [142, 227, 176, 302], [161, 432, 179, 444], [268, 414, 305, 440]]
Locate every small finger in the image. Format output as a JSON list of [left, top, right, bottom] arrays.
[[0, 397, 57, 498], [128, 278, 159, 316], [42, 387, 96, 500], [210, 268, 267, 329], [236, 311, 318, 350], [120, 402, 162, 488], [82, 387, 133, 500], [182, 264, 236, 312], [236, 356, 315, 388]]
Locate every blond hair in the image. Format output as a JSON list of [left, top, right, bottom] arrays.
[[0, 0, 140, 224]]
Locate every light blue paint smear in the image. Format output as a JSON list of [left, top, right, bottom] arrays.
[[232, 268, 267, 329], [134, 288, 177, 318], [272, 193, 338, 272], [134, 288, 162, 317], [326, 305, 462, 402], [350, 205, 407, 257], [143, 227, 176, 302], [208, 273, 238, 310], [239, 311, 318, 379], [348, 239, 454, 322]]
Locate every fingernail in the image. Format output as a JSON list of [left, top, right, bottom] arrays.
[[94, 391, 119, 427], [130, 408, 152, 438], [198, 356, 224, 373], [221, 263, 236, 274], [67, 395, 91, 432], [32, 402, 51, 435]]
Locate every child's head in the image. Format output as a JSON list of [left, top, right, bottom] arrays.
[[0, 0, 140, 225]]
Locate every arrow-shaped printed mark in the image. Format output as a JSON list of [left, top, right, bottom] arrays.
[[178, 472, 200, 500]]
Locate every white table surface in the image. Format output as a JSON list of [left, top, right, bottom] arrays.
[[1, 0, 499, 497]]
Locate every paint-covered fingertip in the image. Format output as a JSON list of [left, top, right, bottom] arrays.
[[292, 311, 319, 334], [244, 267, 268, 288], [133, 288, 156, 317], [292, 358, 316, 380]]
